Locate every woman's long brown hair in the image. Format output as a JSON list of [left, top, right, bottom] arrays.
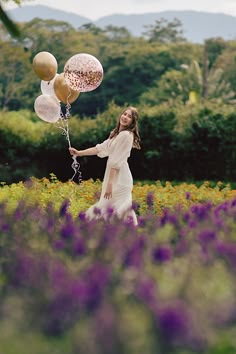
[[109, 106, 141, 149]]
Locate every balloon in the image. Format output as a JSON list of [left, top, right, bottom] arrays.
[[34, 94, 61, 123], [41, 73, 59, 98], [54, 73, 80, 104], [33, 51, 58, 81], [64, 53, 103, 92]]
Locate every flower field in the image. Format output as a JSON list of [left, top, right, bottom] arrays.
[[0, 176, 236, 354]]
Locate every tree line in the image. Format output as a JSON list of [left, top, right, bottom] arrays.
[[0, 15, 236, 183], [0, 17, 236, 116]]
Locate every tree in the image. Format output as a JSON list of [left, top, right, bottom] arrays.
[[143, 17, 186, 43], [104, 25, 131, 41], [0, 40, 34, 109], [78, 23, 104, 35], [140, 57, 236, 106]]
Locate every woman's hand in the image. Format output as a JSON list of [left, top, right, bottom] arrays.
[[69, 147, 82, 157], [104, 183, 112, 199]]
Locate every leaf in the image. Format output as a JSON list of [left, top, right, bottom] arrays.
[[0, 3, 21, 37]]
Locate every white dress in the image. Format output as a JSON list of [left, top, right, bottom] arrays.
[[85, 130, 138, 225]]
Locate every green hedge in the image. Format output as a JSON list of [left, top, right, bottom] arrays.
[[0, 101, 236, 183]]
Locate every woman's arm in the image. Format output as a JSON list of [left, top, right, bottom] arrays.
[[104, 167, 119, 199], [69, 146, 98, 157]]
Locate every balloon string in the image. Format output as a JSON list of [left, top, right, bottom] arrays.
[[56, 104, 83, 183]]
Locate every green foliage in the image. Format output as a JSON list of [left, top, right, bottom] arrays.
[[143, 17, 186, 43], [0, 17, 235, 116], [1, 100, 236, 183], [0, 1, 21, 37]]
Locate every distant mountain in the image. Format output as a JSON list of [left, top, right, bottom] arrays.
[[96, 11, 236, 43], [6, 5, 236, 43], [7, 5, 91, 28]]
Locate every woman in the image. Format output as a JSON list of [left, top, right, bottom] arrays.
[[69, 106, 141, 225]]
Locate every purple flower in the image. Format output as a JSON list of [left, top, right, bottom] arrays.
[[73, 237, 85, 256], [138, 216, 146, 227], [53, 239, 65, 250], [132, 200, 140, 212], [106, 206, 114, 217], [146, 192, 154, 209], [135, 277, 158, 309], [167, 213, 178, 226], [175, 238, 189, 256], [93, 207, 101, 215], [183, 212, 190, 222], [94, 302, 117, 352], [152, 245, 172, 263], [78, 211, 86, 221], [60, 215, 76, 238], [124, 237, 145, 268], [231, 198, 236, 207], [190, 204, 210, 221], [188, 220, 197, 229], [1, 223, 10, 233], [198, 229, 216, 244], [59, 199, 70, 217], [215, 240, 236, 267], [157, 301, 191, 344], [185, 192, 191, 200], [83, 263, 111, 310]]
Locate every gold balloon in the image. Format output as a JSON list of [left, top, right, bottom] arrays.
[[53, 73, 80, 104], [33, 51, 58, 81]]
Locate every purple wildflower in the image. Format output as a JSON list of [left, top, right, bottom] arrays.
[[186, 192, 191, 200], [124, 236, 145, 268], [73, 237, 85, 256], [53, 239, 65, 251], [135, 277, 158, 310], [188, 220, 197, 229], [94, 302, 117, 353], [59, 199, 70, 217], [93, 207, 101, 215], [106, 206, 114, 217], [146, 192, 154, 209], [132, 200, 140, 212], [215, 240, 236, 267], [157, 301, 191, 344], [175, 238, 189, 256], [83, 263, 111, 310], [152, 245, 172, 263], [60, 214, 76, 238], [1, 223, 10, 233], [198, 229, 216, 244], [190, 204, 210, 221], [78, 211, 86, 221], [231, 198, 236, 207], [183, 212, 190, 222]]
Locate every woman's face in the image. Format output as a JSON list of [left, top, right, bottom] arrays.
[[119, 109, 133, 129]]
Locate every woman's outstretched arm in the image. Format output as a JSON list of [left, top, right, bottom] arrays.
[[69, 147, 98, 157]]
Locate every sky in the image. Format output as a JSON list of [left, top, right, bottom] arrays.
[[4, 0, 236, 20]]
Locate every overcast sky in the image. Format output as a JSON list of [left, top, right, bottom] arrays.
[[5, 0, 236, 20]]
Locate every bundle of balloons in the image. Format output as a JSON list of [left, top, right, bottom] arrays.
[[32, 51, 104, 181]]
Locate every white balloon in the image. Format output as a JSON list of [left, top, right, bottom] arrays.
[[34, 94, 61, 123], [40, 73, 59, 98]]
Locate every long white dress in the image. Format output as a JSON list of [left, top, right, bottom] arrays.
[[85, 130, 138, 225]]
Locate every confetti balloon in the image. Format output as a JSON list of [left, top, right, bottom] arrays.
[[33, 51, 58, 81], [54, 73, 80, 104], [64, 53, 103, 92], [34, 94, 61, 123], [40, 73, 59, 98]]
